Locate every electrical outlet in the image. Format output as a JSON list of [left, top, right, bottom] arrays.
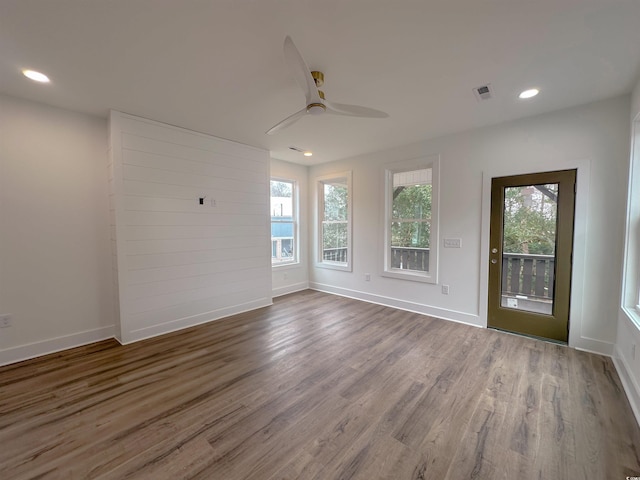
[[0, 314, 12, 328], [442, 285, 450, 295], [283, 272, 288, 280], [365, 273, 371, 281]]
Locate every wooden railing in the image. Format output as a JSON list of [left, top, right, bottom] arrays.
[[323, 247, 348, 263], [322, 247, 430, 271], [390, 247, 429, 271], [321, 248, 553, 301], [502, 253, 554, 300]]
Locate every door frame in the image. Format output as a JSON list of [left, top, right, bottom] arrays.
[[488, 170, 576, 342], [479, 159, 591, 349]]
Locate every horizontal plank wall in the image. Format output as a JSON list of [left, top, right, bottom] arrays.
[[109, 111, 271, 343]]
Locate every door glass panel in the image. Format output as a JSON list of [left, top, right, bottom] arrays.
[[501, 183, 558, 315]]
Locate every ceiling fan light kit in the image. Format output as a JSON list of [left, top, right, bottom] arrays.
[[265, 36, 388, 135]]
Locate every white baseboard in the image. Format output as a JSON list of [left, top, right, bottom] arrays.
[[309, 282, 482, 327], [612, 344, 640, 427], [120, 297, 273, 344], [572, 336, 615, 357], [273, 281, 309, 298], [0, 325, 115, 367]]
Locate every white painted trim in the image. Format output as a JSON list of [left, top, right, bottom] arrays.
[[573, 338, 614, 357], [381, 155, 440, 285], [315, 171, 353, 272], [120, 298, 272, 344], [480, 159, 591, 350], [272, 282, 310, 298], [0, 326, 115, 367], [621, 112, 640, 325], [613, 344, 640, 427], [309, 282, 481, 327]]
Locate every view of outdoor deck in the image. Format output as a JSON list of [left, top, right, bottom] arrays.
[[323, 247, 554, 315]]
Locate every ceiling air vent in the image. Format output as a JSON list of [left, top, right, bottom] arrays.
[[473, 84, 494, 101]]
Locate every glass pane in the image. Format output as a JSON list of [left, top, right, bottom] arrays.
[[392, 169, 432, 220], [323, 182, 348, 221], [390, 221, 430, 272], [281, 239, 293, 258], [270, 180, 293, 217], [322, 222, 348, 263], [501, 184, 558, 314], [271, 180, 295, 265]]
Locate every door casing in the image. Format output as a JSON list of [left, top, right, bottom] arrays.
[[487, 169, 576, 342]]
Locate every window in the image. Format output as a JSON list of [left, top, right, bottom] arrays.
[[271, 179, 297, 266], [623, 115, 640, 323], [383, 157, 439, 283], [317, 172, 352, 271]]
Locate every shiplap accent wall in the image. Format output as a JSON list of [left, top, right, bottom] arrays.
[[109, 111, 271, 343]]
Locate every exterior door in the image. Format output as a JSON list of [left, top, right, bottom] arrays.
[[488, 169, 576, 342]]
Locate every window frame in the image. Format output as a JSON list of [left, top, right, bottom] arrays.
[[622, 114, 640, 323], [382, 156, 440, 283], [316, 171, 353, 272], [270, 177, 299, 268]]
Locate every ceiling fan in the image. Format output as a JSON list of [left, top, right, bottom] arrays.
[[266, 36, 389, 135]]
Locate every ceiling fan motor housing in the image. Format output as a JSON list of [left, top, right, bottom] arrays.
[[307, 103, 326, 115]]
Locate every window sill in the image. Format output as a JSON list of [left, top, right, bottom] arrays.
[[381, 269, 437, 284], [622, 305, 640, 332], [272, 261, 300, 270], [316, 261, 352, 272]]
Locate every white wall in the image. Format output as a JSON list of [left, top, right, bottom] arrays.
[[0, 95, 114, 365], [109, 112, 272, 343], [614, 76, 640, 424], [309, 95, 630, 355], [270, 158, 309, 297]]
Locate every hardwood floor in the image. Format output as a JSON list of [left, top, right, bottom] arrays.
[[1, 290, 638, 479]]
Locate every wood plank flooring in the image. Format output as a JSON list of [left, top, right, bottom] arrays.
[[1, 290, 639, 479]]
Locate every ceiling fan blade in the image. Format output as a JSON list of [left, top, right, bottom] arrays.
[[325, 101, 389, 118], [265, 108, 307, 135], [283, 36, 322, 105]]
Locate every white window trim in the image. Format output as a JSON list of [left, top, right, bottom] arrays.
[[316, 171, 353, 272], [382, 155, 440, 284], [271, 177, 299, 268], [622, 113, 640, 327]]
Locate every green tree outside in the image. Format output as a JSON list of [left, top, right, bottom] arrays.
[[503, 185, 557, 255], [391, 184, 432, 248]]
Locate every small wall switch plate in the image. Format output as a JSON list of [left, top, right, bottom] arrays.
[[443, 238, 462, 248], [442, 285, 449, 295], [0, 314, 12, 328]]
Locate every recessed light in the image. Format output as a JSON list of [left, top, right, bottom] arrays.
[[519, 88, 539, 99], [303, 151, 313, 157], [22, 69, 50, 83]]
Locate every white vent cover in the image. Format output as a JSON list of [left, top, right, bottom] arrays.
[[473, 84, 494, 101]]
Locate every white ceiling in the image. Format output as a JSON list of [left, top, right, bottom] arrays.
[[1, 0, 639, 165]]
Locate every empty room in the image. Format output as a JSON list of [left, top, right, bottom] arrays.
[[2, 1, 640, 478]]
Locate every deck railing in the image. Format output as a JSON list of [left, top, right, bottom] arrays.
[[502, 253, 554, 300], [321, 248, 554, 301], [322, 247, 430, 271], [390, 247, 430, 271], [322, 247, 348, 263]]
